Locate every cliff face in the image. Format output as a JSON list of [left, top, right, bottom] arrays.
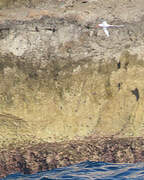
[[0, 0, 144, 146]]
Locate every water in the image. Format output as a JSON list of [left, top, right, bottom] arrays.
[[4, 161, 144, 180]]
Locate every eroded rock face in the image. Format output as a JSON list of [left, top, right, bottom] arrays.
[[0, 0, 144, 145], [0, 0, 144, 178]]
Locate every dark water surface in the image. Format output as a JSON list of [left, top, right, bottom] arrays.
[[4, 161, 144, 179]]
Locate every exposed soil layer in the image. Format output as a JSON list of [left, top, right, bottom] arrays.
[[0, 4, 144, 143], [0, 137, 144, 178]]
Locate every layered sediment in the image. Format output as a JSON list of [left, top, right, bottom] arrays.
[[0, 0, 144, 177]]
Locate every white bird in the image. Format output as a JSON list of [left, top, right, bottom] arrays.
[[97, 21, 124, 37]]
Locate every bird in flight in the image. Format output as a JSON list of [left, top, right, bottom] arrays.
[[97, 21, 124, 37]]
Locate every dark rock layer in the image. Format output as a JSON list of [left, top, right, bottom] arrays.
[[0, 137, 144, 178]]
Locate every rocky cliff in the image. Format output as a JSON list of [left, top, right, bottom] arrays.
[[0, 0, 144, 177]]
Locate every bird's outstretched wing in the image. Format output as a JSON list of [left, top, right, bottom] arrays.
[[103, 27, 109, 37]]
